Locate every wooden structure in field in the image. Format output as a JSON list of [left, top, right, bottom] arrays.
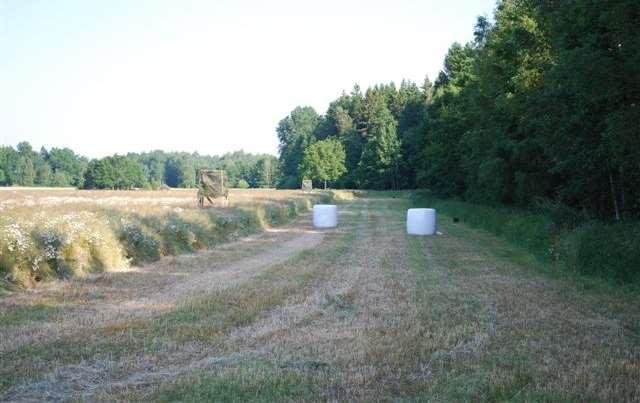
[[301, 179, 313, 191], [197, 169, 229, 207]]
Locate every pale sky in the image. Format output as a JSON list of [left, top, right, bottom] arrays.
[[1, 0, 496, 158]]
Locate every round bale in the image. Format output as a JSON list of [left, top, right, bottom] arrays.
[[313, 204, 338, 228], [407, 208, 437, 235]]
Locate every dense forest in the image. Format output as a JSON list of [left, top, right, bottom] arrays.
[[278, 0, 639, 221], [0, 143, 278, 190]]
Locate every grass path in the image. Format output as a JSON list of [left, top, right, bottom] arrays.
[[1, 195, 639, 401]]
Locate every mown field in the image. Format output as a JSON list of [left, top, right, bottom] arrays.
[[0, 190, 639, 401]]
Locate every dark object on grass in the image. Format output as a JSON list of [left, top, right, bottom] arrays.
[[453, 217, 460, 223]]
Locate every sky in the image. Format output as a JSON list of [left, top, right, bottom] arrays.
[[0, 0, 496, 158]]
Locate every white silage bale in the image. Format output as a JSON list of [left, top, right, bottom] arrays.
[[313, 204, 338, 228], [407, 208, 437, 235]]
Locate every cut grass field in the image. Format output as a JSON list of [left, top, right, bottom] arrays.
[[1, 192, 639, 401]]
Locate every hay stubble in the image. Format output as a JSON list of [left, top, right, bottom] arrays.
[[1, 193, 638, 401]]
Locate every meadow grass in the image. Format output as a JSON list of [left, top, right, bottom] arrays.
[[0, 189, 328, 288], [3, 192, 637, 401], [155, 363, 318, 403], [412, 190, 640, 286], [0, 301, 60, 327], [0, 201, 356, 398], [140, 207, 359, 401]]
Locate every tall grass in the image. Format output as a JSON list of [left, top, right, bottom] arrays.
[[0, 211, 126, 286], [412, 190, 640, 284], [0, 191, 327, 288]]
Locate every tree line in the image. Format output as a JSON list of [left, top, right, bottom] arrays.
[[3, 1, 637, 220], [277, 0, 640, 220], [0, 143, 278, 190]]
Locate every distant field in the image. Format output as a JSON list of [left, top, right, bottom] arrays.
[[0, 187, 312, 212]]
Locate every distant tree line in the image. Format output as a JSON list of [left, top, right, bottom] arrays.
[[277, 0, 640, 220], [0, 143, 278, 190]]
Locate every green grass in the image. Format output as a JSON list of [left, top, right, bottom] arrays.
[[156, 364, 318, 402], [412, 190, 640, 285], [0, 302, 60, 327]]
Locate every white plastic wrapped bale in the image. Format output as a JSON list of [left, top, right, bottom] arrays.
[[313, 204, 338, 228], [407, 208, 437, 235]]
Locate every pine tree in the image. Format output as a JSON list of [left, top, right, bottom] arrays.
[[357, 94, 401, 189]]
